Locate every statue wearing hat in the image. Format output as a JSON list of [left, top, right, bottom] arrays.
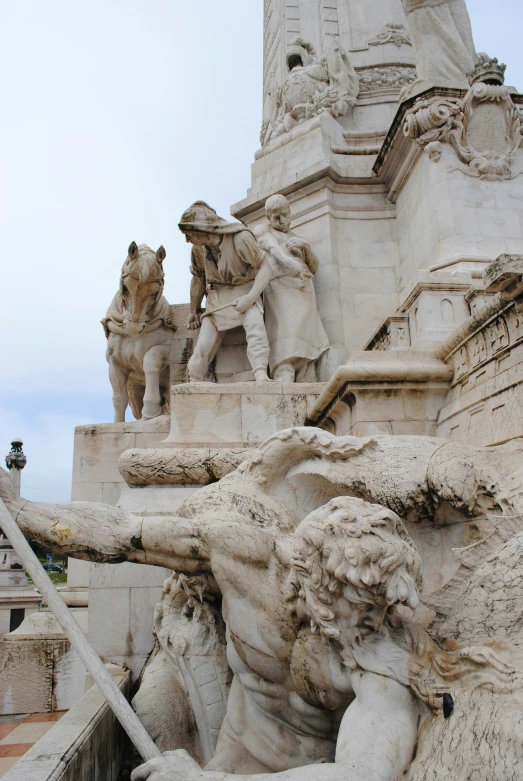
[[179, 202, 272, 383]]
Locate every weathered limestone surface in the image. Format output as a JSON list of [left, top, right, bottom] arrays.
[[437, 256, 523, 446], [165, 381, 324, 447], [307, 351, 452, 437], [72, 414, 172, 677], [5, 424, 522, 781], [1, 665, 129, 781], [120, 448, 251, 488], [0, 611, 87, 715], [73, 383, 323, 678]]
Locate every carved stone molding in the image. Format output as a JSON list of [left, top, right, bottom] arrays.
[[357, 65, 416, 94], [119, 447, 252, 487], [368, 23, 411, 49], [404, 84, 523, 180], [365, 315, 411, 352]]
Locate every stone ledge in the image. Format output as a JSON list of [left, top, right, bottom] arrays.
[[483, 254, 523, 296], [75, 415, 170, 436], [307, 352, 452, 426], [171, 381, 325, 396]]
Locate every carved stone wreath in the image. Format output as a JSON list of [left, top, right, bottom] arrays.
[[404, 84, 523, 180], [368, 23, 411, 49], [358, 65, 416, 94]]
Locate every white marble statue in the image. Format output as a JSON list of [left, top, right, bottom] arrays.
[[401, 0, 477, 90], [179, 202, 271, 383], [264, 37, 359, 146], [244, 194, 329, 381], [133, 573, 231, 765], [103, 242, 176, 422], [2, 428, 523, 780]]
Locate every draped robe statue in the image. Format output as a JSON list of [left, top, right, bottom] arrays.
[[402, 0, 477, 90]]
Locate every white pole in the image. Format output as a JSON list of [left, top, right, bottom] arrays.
[[10, 470, 21, 500], [0, 499, 161, 763]]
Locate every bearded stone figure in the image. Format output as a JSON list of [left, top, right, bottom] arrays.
[[1, 428, 523, 780]]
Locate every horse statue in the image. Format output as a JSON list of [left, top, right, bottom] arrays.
[[102, 241, 176, 422]]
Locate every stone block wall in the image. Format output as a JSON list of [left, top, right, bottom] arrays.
[[1, 666, 130, 781], [437, 287, 523, 446]]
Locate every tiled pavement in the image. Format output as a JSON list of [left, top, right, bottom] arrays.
[[0, 712, 66, 777]]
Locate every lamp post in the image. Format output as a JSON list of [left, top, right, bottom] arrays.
[[5, 438, 27, 500]]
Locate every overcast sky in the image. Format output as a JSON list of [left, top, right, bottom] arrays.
[[1, 0, 521, 502]]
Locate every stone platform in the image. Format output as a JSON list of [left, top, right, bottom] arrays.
[[163, 381, 324, 448]]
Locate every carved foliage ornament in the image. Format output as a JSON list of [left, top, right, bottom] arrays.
[[368, 22, 411, 49], [404, 84, 523, 180], [358, 66, 416, 94]]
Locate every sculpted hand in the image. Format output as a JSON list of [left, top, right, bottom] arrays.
[[131, 750, 219, 781], [286, 237, 307, 252], [187, 313, 201, 330], [234, 295, 256, 314]]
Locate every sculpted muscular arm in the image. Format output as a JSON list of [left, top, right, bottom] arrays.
[[131, 671, 419, 781], [0, 472, 211, 574]]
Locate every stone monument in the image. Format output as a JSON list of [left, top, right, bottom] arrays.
[[0, 439, 40, 637], [3, 1, 523, 780]]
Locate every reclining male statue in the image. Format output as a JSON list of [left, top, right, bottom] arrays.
[[1, 428, 522, 780]]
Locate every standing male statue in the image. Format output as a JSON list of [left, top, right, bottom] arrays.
[[238, 194, 329, 382], [179, 202, 271, 383], [402, 0, 477, 88]]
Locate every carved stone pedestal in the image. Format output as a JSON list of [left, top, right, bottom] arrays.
[[163, 381, 324, 448]]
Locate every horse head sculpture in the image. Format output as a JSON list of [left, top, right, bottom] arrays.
[[119, 241, 167, 337]]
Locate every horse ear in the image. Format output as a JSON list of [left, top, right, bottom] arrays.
[[156, 246, 166, 263], [128, 241, 139, 258]]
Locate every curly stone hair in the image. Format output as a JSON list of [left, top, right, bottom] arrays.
[[290, 496, 523, 709], [289, 496, 422, 639]]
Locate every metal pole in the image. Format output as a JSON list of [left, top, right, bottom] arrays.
[[0, 498, 161, 763]]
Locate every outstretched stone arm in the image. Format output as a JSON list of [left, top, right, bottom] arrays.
[[1, 489, 211, 574], [131, 672, 419, 781]]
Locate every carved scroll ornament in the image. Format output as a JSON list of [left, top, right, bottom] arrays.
[[404, 84, 523, 180]]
